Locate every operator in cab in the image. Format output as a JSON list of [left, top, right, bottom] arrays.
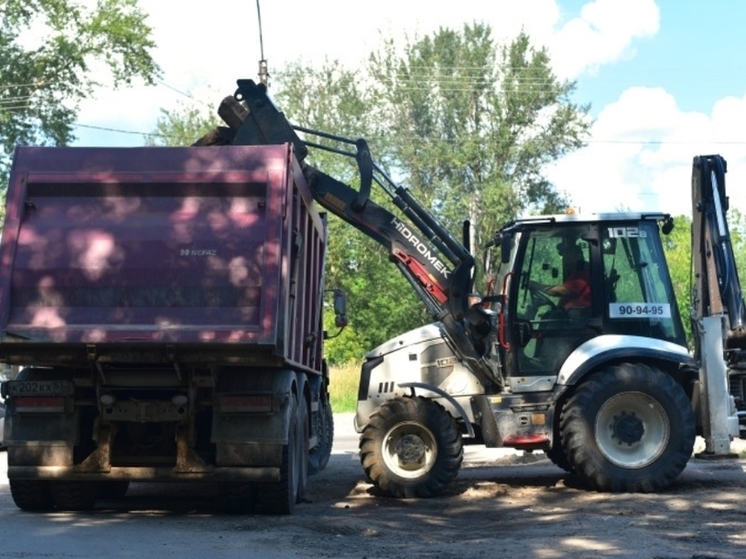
[[530, 240, 591, 312]]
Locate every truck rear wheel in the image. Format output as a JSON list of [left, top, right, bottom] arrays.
[[360, 396, 463, 498], [50, 481, 99, 510], [99, 480, 130, 500], [220, 482, 257, 514], [560, 363, 695, 492], [9, 480, 54, 511], [257, 390, 306, 514], [308, 394, 334, 475], [296, 393, 309, 500]]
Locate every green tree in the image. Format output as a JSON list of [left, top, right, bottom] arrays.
[[146, 97, 221, 146], [662, 210, 746, 348], [661, 214, 694, 344], [1, 0, 161, 183], [368, 26, 591, 281]]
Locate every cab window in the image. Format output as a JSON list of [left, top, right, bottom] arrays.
[[601, 222, 685, 345]]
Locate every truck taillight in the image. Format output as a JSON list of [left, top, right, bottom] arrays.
[[217, 395, 273, 413], [14, 396, 66, 413]]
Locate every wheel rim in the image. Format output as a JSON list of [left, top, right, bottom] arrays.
[[382, 420, 437, 479], [595, 391, 670, 469]]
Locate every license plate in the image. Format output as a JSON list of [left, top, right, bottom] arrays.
[[7, 380, 74, 396]]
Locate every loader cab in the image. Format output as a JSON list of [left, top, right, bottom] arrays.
[[496, 213, 686, 381]]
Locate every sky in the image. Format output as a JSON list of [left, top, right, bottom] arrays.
[[69, 0, 746, 219]]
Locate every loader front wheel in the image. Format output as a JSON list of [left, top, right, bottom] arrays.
[[360, 396, 463, 498], [546, 443, 574, 473], [560, 363, 695, 492]]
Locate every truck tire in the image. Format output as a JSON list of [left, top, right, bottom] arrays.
[[308, 394, 334, 474], [50, 481, 99, 511], [219, 482, 257, 514], [296, 393, 309, 500], [9, 368, 81, 512], [9, 480, 54, 511], [360, 396, 463, 498], [99, 480, 130, 500], [257, 390, 303, 514], [560, 363, 695, 492]]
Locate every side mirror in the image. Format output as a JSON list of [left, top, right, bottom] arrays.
[[333, 289, 347, 328], [325, 289, 348, 340], [661, 216, 674, 235], [500, 233, 513, 264]]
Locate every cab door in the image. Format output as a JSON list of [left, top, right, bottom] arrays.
[[504, 225, 601, 379]]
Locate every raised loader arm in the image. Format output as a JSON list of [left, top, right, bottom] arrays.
[[206, 79, 497, 383]]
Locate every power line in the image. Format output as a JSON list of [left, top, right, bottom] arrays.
[[0, 82, 47, 90], [73, 122, 161, 138]]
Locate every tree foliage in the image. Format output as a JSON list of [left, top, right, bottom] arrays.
[[146, 97, 221, 146], [0, 0, 161, 183], [368, 25, 591, 278], [661, 214, 694, 344], [662, 210, 746, 348]]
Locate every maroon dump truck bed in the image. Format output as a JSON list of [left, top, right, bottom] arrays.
[[0, 144, 326, 372]]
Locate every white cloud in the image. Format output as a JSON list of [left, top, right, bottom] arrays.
[[548, 86, 746, 218], [548, 0, 659, 78]]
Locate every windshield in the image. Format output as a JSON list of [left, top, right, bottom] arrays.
[[601, 221, 686, 345]]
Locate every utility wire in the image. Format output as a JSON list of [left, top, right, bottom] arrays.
[[73, 122, 164, 138]]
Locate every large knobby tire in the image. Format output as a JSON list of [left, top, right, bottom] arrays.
[[9, 480, 54, 511], [546, 443, 574, 473], [308, 394, 334, 475], [359, 396, 463, 498], [560, 363, 695, 492], [546, 395, 574, 473], [257, 391, 304, 515]]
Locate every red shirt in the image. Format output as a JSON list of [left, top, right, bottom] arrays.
[[559, 269, 591, 310]]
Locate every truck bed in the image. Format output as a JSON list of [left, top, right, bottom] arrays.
[[0, 144, 326, 371]]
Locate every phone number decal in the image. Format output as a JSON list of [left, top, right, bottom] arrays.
[[609, 303, 671, 318]]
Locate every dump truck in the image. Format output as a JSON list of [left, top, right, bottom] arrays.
[[0, 142, 341, 514]]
